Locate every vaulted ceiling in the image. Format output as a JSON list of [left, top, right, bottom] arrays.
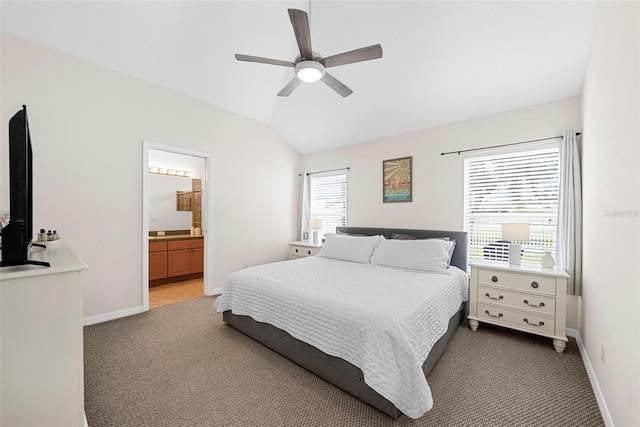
[[1, 1, 597, 154]]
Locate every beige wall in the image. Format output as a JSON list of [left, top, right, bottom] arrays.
[[302, 96, 583, 328], [581, 1, 639, 425], [0, 34, 301, 319]]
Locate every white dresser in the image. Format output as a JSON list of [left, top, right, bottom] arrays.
[[0, 241, 88, 426], [288, 241, 322, 260], [468, 259, 569, 353]]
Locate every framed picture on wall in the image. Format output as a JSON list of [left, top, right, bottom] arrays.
[[383, 156, 412, 203]]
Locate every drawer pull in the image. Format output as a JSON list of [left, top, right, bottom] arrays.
[[491, 276, 498, 283], [523, 318, 545, 327], [523, 299, 545, 308], [307, 250, 311, 255], [531, 281, 539, 289], [485, 293, 504, 301], [484, 310, 503, 318], [295, 249, 299, 253]]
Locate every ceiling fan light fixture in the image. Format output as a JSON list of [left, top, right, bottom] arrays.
[[295, 61, 325, 83]]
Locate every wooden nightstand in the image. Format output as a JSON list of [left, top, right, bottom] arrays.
[[288, 241, 322, 260], [468, 259, 570, 353]]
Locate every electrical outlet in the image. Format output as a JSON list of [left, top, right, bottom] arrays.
[[601, 342, 606, 363], [157, 231, 165, 236]]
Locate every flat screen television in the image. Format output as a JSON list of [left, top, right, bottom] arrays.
[[0, 105, 49, 267]]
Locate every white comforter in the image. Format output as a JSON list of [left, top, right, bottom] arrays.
[[213, 256, 468, 418]]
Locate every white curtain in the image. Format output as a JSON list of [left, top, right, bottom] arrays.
[[556, 130, 582, 295], [297, 173, 311, 241]]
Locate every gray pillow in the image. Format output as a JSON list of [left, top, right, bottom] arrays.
[[336, 230, 366, 237]]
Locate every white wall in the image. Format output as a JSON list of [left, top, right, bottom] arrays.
[[580, 1, 639, 425], [302, 96, 583, 328], [0, 34, 301, 319]]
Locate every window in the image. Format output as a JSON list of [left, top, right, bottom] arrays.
[[464, 146, 559, 265], [310, 173, 347, 236]]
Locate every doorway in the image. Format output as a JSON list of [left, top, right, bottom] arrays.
[[142, 140, 213, 311]]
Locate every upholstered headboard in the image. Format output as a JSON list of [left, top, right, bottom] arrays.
[[336, 227, 469, 272]]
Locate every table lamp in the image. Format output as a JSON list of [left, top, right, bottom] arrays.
[[501, 223, 530, 265], [309, 219, 323, 244]]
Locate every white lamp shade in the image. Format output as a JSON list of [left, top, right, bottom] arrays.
[[501, 223, 530, 242], [309, 219, 323, 230]]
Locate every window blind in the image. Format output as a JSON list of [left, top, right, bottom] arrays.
[[464, 146, 559, 265], [310, 173, 347, 235]]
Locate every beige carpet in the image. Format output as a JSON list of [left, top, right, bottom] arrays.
[[84, 296, 604, 427]]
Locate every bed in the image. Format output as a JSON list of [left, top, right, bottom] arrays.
[[214, 227, 469, 419]]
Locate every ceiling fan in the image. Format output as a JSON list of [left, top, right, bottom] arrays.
[[235, 8, 383, 98]]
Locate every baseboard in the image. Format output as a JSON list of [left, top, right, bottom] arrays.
[[84, 290, 221, 326], [566, 328, 614, 427], [83, 305, 144, 326]]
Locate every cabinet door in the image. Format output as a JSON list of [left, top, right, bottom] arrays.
[[190, 248, 204, 273], [168, 249, 191, 277], [149, 251, 168, 280]]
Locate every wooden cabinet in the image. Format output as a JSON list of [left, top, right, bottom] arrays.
[[149, 241, 168, 280], [190, 247, 204, 273], [168, 239, 203, 277], [168, 250, 191, 277], [468, 259, 569, 353], [150, 237, 203, 284]]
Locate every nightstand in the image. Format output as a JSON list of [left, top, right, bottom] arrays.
[[468, 259, 570, 353], [288, 241, 322, 260]]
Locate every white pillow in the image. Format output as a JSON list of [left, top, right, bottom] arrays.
[[318, 234, 382, 264], [371, 238, 454, 272]]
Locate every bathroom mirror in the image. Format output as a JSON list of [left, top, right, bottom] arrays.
[[175, 179, 202, 228]]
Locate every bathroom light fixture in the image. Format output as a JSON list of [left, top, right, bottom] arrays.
[[148, 166, 192, 178]]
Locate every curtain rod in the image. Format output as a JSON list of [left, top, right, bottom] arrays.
[[440, 132, 582, 156], [298, 167, 350, 176]]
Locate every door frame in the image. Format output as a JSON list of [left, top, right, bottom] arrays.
[[142, 140, 214, 311]]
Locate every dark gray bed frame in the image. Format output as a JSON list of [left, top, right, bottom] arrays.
[[222, 227, 469, 418]]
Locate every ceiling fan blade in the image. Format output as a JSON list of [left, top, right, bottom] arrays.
[[319, 44, 383, 68], [288, 9, 313, 60], [235, 54, 295, 67], [322, 72, 353, 97], [277, 77, 302, 97]]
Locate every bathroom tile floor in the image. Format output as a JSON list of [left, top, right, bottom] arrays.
[[149, 278, 204, 309]]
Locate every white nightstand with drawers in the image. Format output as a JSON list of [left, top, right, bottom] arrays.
[[468, 259, 570, 353], [288, 241, 322, 260]]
